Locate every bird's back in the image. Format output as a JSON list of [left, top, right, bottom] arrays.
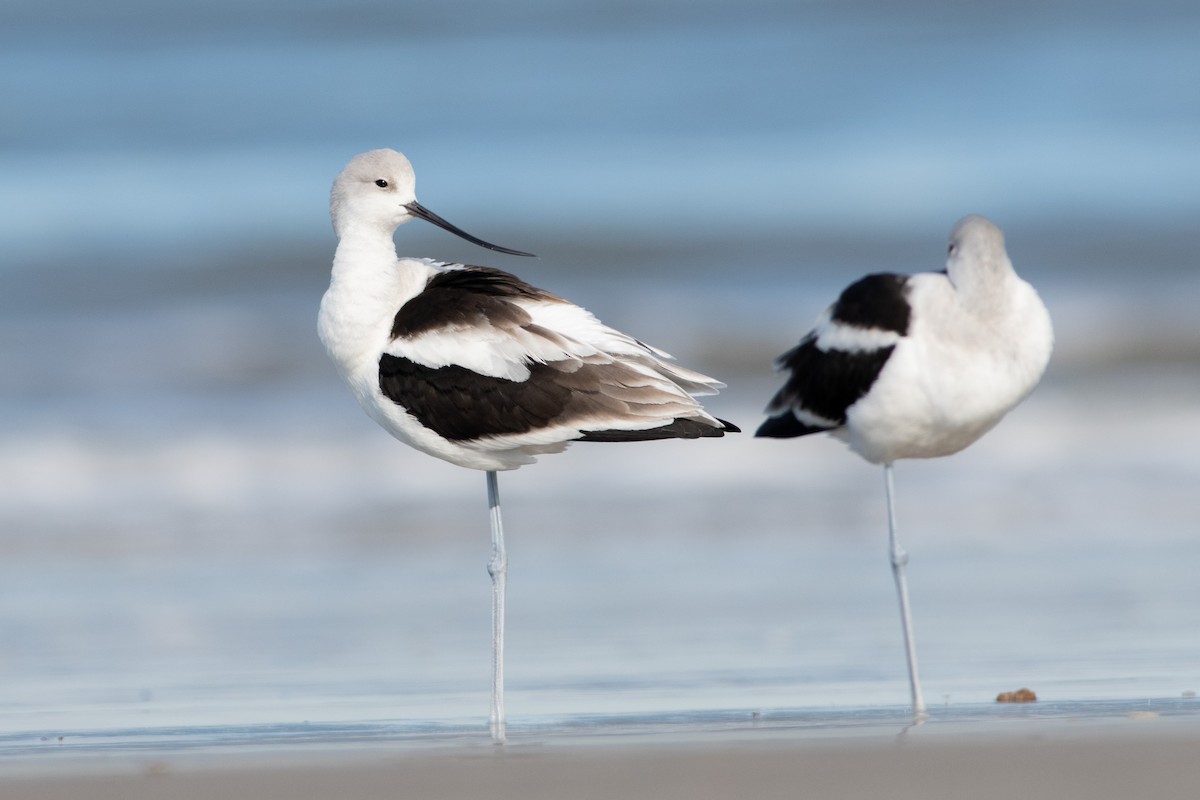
[[354, 262, 736, 471]]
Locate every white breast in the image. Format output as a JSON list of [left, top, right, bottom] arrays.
[[842, 272, 1053, 464]]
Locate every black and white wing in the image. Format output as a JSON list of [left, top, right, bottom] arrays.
[[380, 265, 738, 446], [757, 273, 911, 438]]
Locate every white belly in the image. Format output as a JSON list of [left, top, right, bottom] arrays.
[[840, 280, 1052, 464]]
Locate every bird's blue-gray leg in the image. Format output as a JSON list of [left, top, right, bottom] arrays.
[[486, 470, 508, 743], [883, 463, 928, 718]]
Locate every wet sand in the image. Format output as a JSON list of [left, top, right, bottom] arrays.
[[5, 715, 1199, 800]]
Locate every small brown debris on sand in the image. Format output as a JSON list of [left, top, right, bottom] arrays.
[[996, 688, 1037, 703]]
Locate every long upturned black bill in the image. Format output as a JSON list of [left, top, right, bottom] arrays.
[[404, 201, 536, 257]]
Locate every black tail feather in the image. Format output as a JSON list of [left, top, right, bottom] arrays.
[[579, 416, 739, 443], [754, 412, 830, 439]]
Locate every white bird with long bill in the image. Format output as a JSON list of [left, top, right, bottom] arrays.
[[318, 149, 737, 742]]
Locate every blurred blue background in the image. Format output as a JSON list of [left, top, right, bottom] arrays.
[[2, 0, 1198, 743]]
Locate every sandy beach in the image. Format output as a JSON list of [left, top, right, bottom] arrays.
[[5, 731, 1198, 800]]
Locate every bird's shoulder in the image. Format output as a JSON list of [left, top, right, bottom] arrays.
[[424, 263, 558, 300], [391, 263, 565, 340], [830, 272, 913, 335]]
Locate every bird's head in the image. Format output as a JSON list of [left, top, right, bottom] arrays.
[[330, 149, 533, 257]]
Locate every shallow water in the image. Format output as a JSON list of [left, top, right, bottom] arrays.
[[3, 697, 1199, 777], [2, 379, 1198, 743]]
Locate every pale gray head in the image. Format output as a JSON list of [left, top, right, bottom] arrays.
[[948, 215, 1004, 259], [329, 148, 534, 257], [945, 214, 1014, 293]]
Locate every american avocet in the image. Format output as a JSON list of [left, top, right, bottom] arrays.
[[756, 215, 1053, 717], [318, 149, 737, 742]]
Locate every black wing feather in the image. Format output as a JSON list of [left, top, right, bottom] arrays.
[[390, 266, 556, 340], [383, 265, 735, 443]]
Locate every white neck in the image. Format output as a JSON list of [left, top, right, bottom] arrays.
[[948, 253, 1018, 319], [331, 224, 401, 275], [318, 227, 418, 376]]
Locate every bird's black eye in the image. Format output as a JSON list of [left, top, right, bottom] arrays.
[[948, 243, 957, 255], [375, 179, 389, 188]]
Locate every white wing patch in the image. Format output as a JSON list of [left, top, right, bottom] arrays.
[[813, 308, 905, 352]]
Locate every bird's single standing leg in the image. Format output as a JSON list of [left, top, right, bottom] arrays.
[[883, 463, 927, 718], [486, 470, 508, 743]]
